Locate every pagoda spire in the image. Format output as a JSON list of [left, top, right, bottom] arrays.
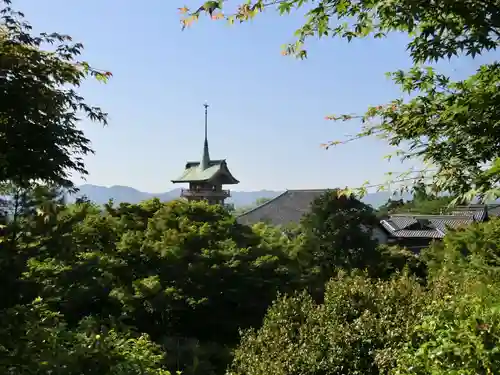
[[200, 102, 211, 170]]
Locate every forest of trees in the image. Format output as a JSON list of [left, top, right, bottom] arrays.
[[2, 0, 500, 374]]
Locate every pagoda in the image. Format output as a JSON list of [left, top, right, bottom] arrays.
[[171, 103, 239, 205]]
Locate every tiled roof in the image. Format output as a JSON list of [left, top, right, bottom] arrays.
[[381, 204, 500, 239], [489, 205, 500, 216], [451, 206, 488, 221], [382, 214, 475, 239], [236, 189, 327, 226], [172, 159, 239, 184], [451, 204, 500, 219]]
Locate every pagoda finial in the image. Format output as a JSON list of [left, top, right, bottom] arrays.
[[200, 102, 210, 170], [204, 101, 209, 141]]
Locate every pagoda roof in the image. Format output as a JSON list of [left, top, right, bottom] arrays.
[[172, 104, 239, 185], [171, 159, 239, 184]]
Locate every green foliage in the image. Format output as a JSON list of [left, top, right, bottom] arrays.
[[299, 190, 380, 278], [5, 0, 500, 370], [116, 200, 294, 344], [229, 218, 500, 375], [0, 183, 418, 375], [332, 0, 490, 62], [392, 219, 500, 374], [182, 0, 500, 63], [5, 0, 500, 375], [423, 217, 500, 279], [0, 300, 170, 375], [230, 272, 427, 375], [2, 196, 297, 375], [377, 187, 455, 218], [370, 245, 427, 281], [356, 64, 500, 202], [391, 285, 500, 374], [0, 1, 110, 189]]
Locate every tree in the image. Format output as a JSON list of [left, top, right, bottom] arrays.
[[229, 272, 427, 375], [16, 198, 298, 375], [298, 190, 380, 281], [393, 218, 500, 375], [377, 184, 455, 217], [0, 1, 110, 189], [179, 0, 500, 203], [0, 183, 69, 311], [0, 300, 171, 375], [0, 3, 178, 373], [228, 218, 500, 375]]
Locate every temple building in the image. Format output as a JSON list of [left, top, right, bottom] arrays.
[[236, 190, 500, 252], [172, 103, 239, 205], [237, 189, 389, 244], [379, 204, 500, 251]]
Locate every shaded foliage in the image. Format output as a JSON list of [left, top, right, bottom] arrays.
[[0, 1, 109, 189], [230, 272, 427, 375], [0, 300, 170, 375], [3, 0, 500, 373], [229, 218, 500, 375], [298, 190, 381, 283], [2, 193, 299, 375]]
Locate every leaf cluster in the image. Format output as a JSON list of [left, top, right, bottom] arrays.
[[1, 190, 299, 375], [0, 1, 110, 189], [229, 217, 500, 375]]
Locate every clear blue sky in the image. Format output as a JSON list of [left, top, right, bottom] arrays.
[[17, 0, 494, 192]]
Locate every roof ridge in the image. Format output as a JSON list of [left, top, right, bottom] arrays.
[[286, 188, 329, 192], [390, 214, 475, 219], [236, 190, 290, 218]]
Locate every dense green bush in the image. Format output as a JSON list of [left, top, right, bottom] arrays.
[[229, 272, 426, 375], [391, 280, 500, 374], [228, 218, 500, 375], [299, 190, 380, 273], [0, 300, 170, 375], [2, 192, 299, 375]]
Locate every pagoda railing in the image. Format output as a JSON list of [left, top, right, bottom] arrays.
[[180, 188, 231, 198]]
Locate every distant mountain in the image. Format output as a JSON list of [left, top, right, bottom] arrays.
[[69, 185, 406, 208], [71, 185, 282, 207]]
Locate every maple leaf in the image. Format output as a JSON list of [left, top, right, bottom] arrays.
[[211, 13, 224, 20]]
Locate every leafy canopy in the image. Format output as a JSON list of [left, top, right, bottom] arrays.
[[3, 193, 298, 375], [299, 190, 379, 274], [0, 0, 111, 189], [229, 218, 500, 375], [180, 0, 500, 62]]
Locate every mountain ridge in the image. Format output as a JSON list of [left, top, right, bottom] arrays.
[[71, 184, 405, 208]]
